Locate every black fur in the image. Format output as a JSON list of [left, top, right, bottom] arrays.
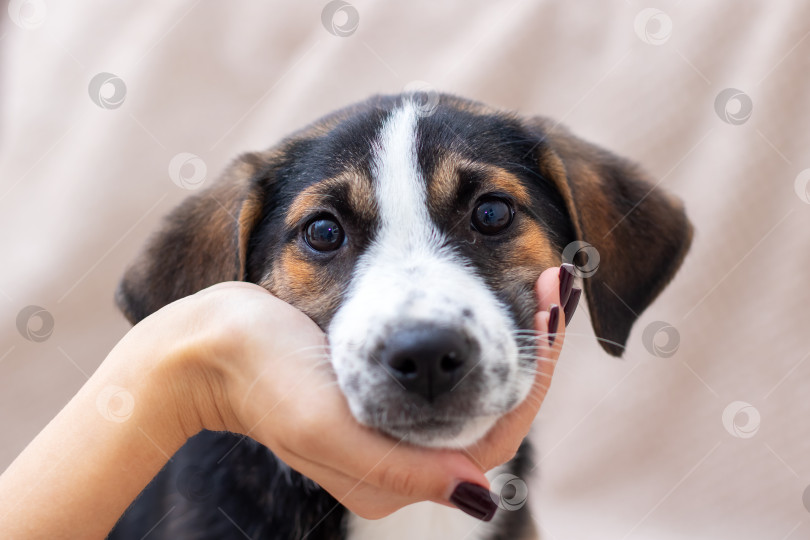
[[109, 431, 346, 539]]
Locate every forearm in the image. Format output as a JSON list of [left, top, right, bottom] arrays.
[[0, 325, 205, 539]]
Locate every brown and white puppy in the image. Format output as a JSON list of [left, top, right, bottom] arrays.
[[111, 94, 692, 540]]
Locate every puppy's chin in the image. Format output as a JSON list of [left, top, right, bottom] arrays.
[[348, 410, 502, 449], [343, 376, 536, 449], [381, 414, 502, 449]]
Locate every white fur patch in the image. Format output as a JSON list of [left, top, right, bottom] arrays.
[[327, 101, 530, 447], [346, 500, 493, 540], [346, 466, 526, 540]]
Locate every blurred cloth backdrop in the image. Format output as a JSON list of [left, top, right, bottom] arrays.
[[1, 1, 809, 539]]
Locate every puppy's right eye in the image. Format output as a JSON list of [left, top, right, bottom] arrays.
[[471, 196, 514, 235], [304, 216, 344, 252]]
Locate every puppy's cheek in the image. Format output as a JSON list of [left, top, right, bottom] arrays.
[[513, 367, 536, 407], [329, 352, 384, 425], [465, 322, 523, 412], [491, 219, 561, 329], [511, 219, 559, 280], [262, 246, 343, 328], [462, 299, 533, 415]]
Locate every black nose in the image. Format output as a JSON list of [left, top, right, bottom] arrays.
[[380, 326, 472, 402]]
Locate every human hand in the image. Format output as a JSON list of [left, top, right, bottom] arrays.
[[161, 265, 578, 520], [0, 267, 577, 538]]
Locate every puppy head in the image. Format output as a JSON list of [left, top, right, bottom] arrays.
[[117, 94, 692, 447]]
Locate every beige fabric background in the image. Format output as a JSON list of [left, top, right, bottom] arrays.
[[2, 1, 809, 538]]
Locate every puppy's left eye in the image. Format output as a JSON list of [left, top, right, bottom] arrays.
[[304, 216, 345, 251], [471, 196, 514, 235]]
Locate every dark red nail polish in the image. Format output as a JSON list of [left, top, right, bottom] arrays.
[[548, 304, 560, 346], [449, 482, 498, 522], [564, 287, 582, 324], [559, 263, 575, 307]]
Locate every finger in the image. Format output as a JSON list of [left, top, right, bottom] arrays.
[[531, 265, 566, 392], [563, 287, 582, 324], [559, 262, 575, 307], [269, 455, 419, 519], [270, 423, 498, 520], [198, 280, 271, 294], [260, 384, 490, 505], [535, 265, 563, 312]]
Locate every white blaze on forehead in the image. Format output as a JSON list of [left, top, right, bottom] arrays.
[[372, 101, 439, 254]]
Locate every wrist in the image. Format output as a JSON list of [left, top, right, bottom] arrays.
[[128, 295, 246, 440], [102, 294, 244, 449], [0, 304, 227, 538]]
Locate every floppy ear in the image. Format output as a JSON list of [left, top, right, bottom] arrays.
[[115, 152, 270, 324], [528, 118, 693, 356]]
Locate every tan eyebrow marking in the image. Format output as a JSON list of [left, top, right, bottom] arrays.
[[285, 186, 326, 228], [284, 170, 375, 228], [428, 154, 463, 209], [482, 166, 531, 207], [428, 153, 532, 209]]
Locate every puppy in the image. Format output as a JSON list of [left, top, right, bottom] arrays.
[[109, 93, 692, 540]]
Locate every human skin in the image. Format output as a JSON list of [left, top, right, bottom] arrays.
[[0, 267, 569, 539]]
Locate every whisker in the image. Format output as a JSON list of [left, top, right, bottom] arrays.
[[312, 380, 342, 393], [277, 344, 333, 361], [517, 368, 555, 379], [517, 354, 557, 360]]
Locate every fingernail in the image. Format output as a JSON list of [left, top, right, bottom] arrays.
[[564, 287, 582, 324], [449, 482, 498, 522], [547, 304, 559, 346], [559, 263, 575, 307]]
